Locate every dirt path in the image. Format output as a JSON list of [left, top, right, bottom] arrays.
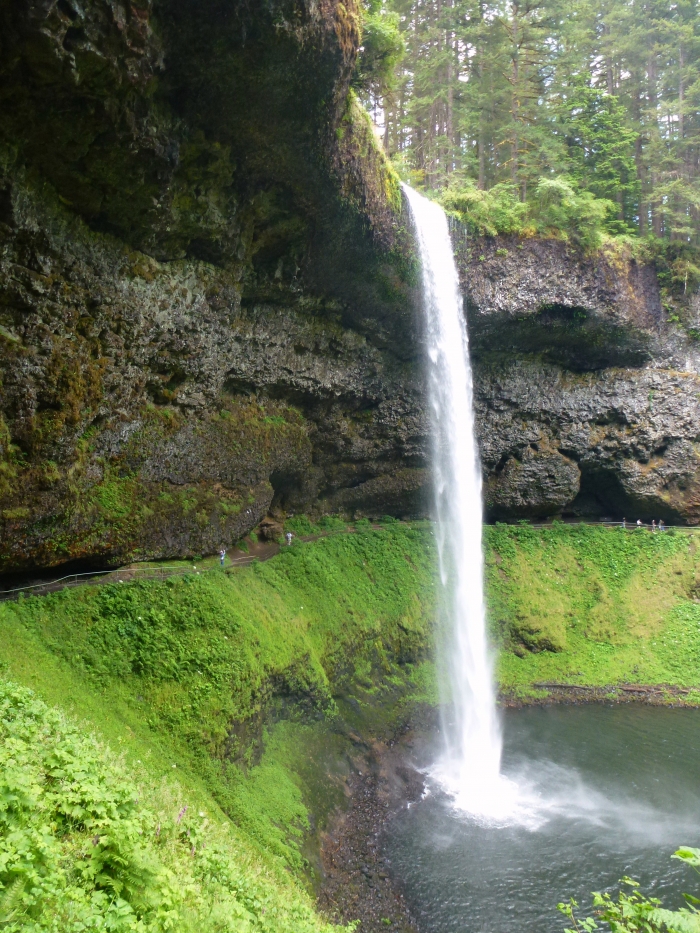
[[0, 529, 353, 602], [3, 518, 697, 604]]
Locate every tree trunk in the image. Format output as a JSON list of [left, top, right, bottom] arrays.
[[679, 43, 684, 141], [648, 51, 662, 237], [384, 93, 391, 153], [511, 4, 519, 187], [603, 22, 614, 94]]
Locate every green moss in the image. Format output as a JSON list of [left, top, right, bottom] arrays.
[[0, 679, 348, 933], [0, 413, 21, 501], [485, 523, 700, 697], [4, 519, 700, 928], [1, 506, 31, 521], [1, 397, 314, 568], [0, 524, 437, 874]]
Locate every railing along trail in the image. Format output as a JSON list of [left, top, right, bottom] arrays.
[[0, 520, 694, 603]]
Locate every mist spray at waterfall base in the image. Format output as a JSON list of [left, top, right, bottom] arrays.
[[403, 185, 524, 823]]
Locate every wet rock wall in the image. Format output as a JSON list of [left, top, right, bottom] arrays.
[[459, 235, 700, 523], [0, 0, 425, 573]]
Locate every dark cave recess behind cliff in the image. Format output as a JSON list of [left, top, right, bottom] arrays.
[[1, 0, 700, 576], [457, 233, 700, 526]]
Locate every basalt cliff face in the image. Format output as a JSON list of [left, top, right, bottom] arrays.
[[1, 0, 700, 575], [458, 234, 700, 524], [0, 0, 426, 572]]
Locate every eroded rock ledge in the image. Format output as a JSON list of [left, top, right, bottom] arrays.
[[457, 235, 700, 523], [2, 0, 700, 573], [0, 0, 425, 572]]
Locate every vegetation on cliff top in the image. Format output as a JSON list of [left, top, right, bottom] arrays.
[[357, 0, 700, 250]]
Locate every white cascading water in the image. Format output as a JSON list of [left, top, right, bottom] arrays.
[[403, 185, 517, 821]]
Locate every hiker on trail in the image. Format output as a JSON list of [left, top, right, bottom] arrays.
[[219, 548, 226, 567], [621, 517, 626, 529], [285, 532, 293, 546], [637, 519, 643, 529], [652, 520, 657, 533], [659, 519, 666, 532]]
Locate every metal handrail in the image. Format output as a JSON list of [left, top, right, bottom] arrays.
[[0, 554, 261, 601], [0, 525, 359, 601]]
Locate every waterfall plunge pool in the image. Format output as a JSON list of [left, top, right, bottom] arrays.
[[383, 704, 700, 933]]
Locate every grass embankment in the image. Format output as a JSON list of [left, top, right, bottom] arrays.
[[0, 524, 436, 932], [486, 523, 700, 702], [4, 519, 700, 929]]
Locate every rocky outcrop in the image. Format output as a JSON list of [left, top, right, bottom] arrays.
[[2, 0, 700, 575], [458, 235, 700, 523], [0, 166, 428, 572], [0, 0, 426, 573]]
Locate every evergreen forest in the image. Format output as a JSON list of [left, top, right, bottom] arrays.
[[357, 0, 700, 249]]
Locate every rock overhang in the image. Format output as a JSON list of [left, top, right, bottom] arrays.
[[453, 231, 700, 524], [455, 232, 663, 371]]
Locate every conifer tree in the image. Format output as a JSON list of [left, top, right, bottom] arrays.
[[356, 0, 700, 244]]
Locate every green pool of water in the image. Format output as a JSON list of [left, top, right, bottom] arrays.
[[384, 705, 700, 932]]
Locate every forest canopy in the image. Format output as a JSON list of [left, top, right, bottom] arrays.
[[355, 0, 700, 247]]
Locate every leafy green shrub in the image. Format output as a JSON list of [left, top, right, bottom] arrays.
[[532, 176, 614, 250], [354, 518, 373, 532], [441, 180, 528, 236], [353, 0, 404, 98], [559, 847, 700, 933], [644, 239, 700, 305], [0, 680, 350, 933], [284, 515, 319, 536], [439, 174, 614, 249], [671, 258, 700, 296], [316, 515, 348, 532]]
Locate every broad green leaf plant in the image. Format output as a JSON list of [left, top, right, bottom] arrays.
[[559, 849, 700, 933]]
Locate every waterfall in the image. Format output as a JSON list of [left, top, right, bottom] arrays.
[[404, 185, 509, 820]]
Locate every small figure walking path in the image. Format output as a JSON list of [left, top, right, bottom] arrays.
[[1, 519, 697, 603], [0, 528, 353, 602]]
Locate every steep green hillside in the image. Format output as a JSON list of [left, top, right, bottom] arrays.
[[0, 524, 436, 931], [0, 681, 341, 933], [486, 523, 700, 700], [4, 520, 700, 929]]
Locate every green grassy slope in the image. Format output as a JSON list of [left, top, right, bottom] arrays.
[[0, 524, 436, 932], [4, 520, 700, 929], [485, 523, 700, 700], [0, 680, 343, 933]]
